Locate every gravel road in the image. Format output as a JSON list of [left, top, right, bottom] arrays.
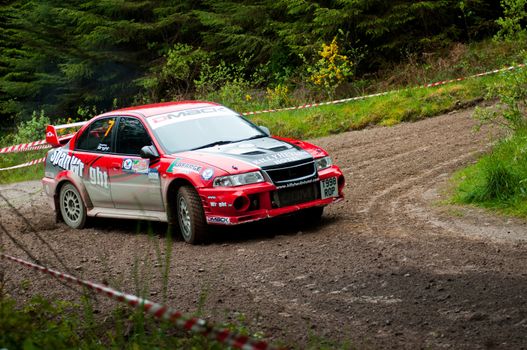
[[1, 108, 526, 349]]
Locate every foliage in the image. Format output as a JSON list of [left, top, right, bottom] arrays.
[[0, 0, 511, 126], [137, 44, 210, 102], [454, 54, 527, 217], [495, 0, 527, 41], [308, 37, 354, 98], [250, 75, 494, 139], [13, 110, 50, 144], [452, 127, 527, 216], [266, 84, 291, 109], [194, 58, 257, 111], [0, 296, 84, 349], [0, 293, 268, 349], [473, 57, 527, 132]]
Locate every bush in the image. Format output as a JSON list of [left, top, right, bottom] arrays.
[[473, 56, 527, 132], [495, 0, 527, 42], [454, 128, 527, 215], [307, 37, 354, 99], [13, 110, 51, 143]]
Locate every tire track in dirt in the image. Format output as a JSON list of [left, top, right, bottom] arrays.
[[1, 108, 526, 349]]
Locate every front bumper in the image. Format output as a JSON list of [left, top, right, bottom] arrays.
[[199, 167, 345, 225]]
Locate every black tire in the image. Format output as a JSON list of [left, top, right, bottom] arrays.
[[59, 183, 87, 229], [176, 186, 208, 244]]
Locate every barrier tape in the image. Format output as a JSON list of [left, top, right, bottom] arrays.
[[0, 63, 525, 169], [241, 63, 526, 116], [0, 133, 75, 155], [0, 140, 51, 154], [0, 157, 46, 172], [0, 253, 281, 350]]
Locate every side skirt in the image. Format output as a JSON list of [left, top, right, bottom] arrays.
[[87, 207, 167, 222]]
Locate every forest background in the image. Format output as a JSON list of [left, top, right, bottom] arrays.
[[0, 0, 525, 131]]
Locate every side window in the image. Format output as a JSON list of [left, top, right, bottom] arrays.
[[76, 117, 116, 152], [115, 117, 152, 155]]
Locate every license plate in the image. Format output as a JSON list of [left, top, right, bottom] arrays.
[[320, 177, 338, 199]]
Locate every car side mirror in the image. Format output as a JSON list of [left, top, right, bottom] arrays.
[[140, 145, 159, 159], [259, 125, 271, 136]]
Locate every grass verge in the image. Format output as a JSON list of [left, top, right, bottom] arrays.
[[249, 74, 498, 139], [0, 294, 258, 349], [451, 127, 527, 217], [0, 72, 513, 184]]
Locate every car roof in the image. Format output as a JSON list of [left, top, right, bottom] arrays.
[[112, 101, 221, 118]]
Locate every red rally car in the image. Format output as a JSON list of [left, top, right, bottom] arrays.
[[42, 101, 345, 244]]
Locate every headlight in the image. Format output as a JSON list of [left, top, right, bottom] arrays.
[[213, 171, 265, 187], [315, 156, 332, 170]]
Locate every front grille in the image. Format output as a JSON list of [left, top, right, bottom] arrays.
[[272, 183, 319, 208], [264, 161, 316, 185]]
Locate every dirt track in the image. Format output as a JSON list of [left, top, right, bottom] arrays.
[[1, 108, 527, 349]]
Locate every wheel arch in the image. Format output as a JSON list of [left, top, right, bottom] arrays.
[[165, 177, 196, 224], [54, 176, 91, 222]]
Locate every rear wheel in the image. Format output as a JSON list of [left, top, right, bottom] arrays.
[[59, 183, 87, 229], [176, 186, 207, 244]]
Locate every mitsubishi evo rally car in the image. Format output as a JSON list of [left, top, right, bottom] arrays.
[[42, 101, 345, 244]]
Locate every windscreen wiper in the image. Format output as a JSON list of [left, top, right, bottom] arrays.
[[191, 140, 234, 150], [240, 134, 267, 141]]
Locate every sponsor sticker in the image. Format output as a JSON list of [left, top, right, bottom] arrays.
[[148, 168, 159, 180], [97, 143, 110, 152], [201, 168, 214, 181], [89, 166, 109, 189], [49, 150, 84, 177], [123, 158, 133, 170], [207, 216, 230, 224], [252, 150, 306, 166], [168, 158, 202, 174], [209, 202, 228, 208], [123, 158, 149, 174], [147, 107, 237, 129], [276, 178, 317, 189]]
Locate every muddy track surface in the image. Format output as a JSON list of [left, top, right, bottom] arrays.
[[1, 108, 526, 349]]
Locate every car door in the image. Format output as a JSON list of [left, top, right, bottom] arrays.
[[74, 117, 116, 208], [109, 116, 164, 211]]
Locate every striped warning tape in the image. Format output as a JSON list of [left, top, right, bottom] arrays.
[[0, 133, 76, 155], [0, 63, 524, 169], [0, 253, 282, 350], [241, 63, 526, 116], [0, 140, 51, 154], [0, 157, 46, 172]]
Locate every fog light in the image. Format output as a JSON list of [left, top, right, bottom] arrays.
[[233, 196, 250, 211]]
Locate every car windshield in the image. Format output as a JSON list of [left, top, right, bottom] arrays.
[[150, 112, 266, 154]]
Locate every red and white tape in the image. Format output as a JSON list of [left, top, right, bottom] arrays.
[[0, 156, 46, 172], [0, 63, 525, 170], [0, 253, 281, 350], [242, 63, 526, 116], [0, 140, 51, 154], [0, 133, 76, 155]]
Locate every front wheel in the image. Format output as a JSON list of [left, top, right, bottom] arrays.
[[176, 186, 208, 244], [59, 183, 87, 229]]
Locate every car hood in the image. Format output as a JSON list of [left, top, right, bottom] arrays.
[[176, 137, 314, 174]]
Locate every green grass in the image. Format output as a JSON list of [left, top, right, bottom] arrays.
[[249, 75, 498, 139], [0, 73, 510, 185], [0, 294, 253, 349], [0, 149, 48, 184], [451, 127, 527, 217]]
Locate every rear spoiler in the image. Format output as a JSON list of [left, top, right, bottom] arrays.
[[46, 121, 88, 147]]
